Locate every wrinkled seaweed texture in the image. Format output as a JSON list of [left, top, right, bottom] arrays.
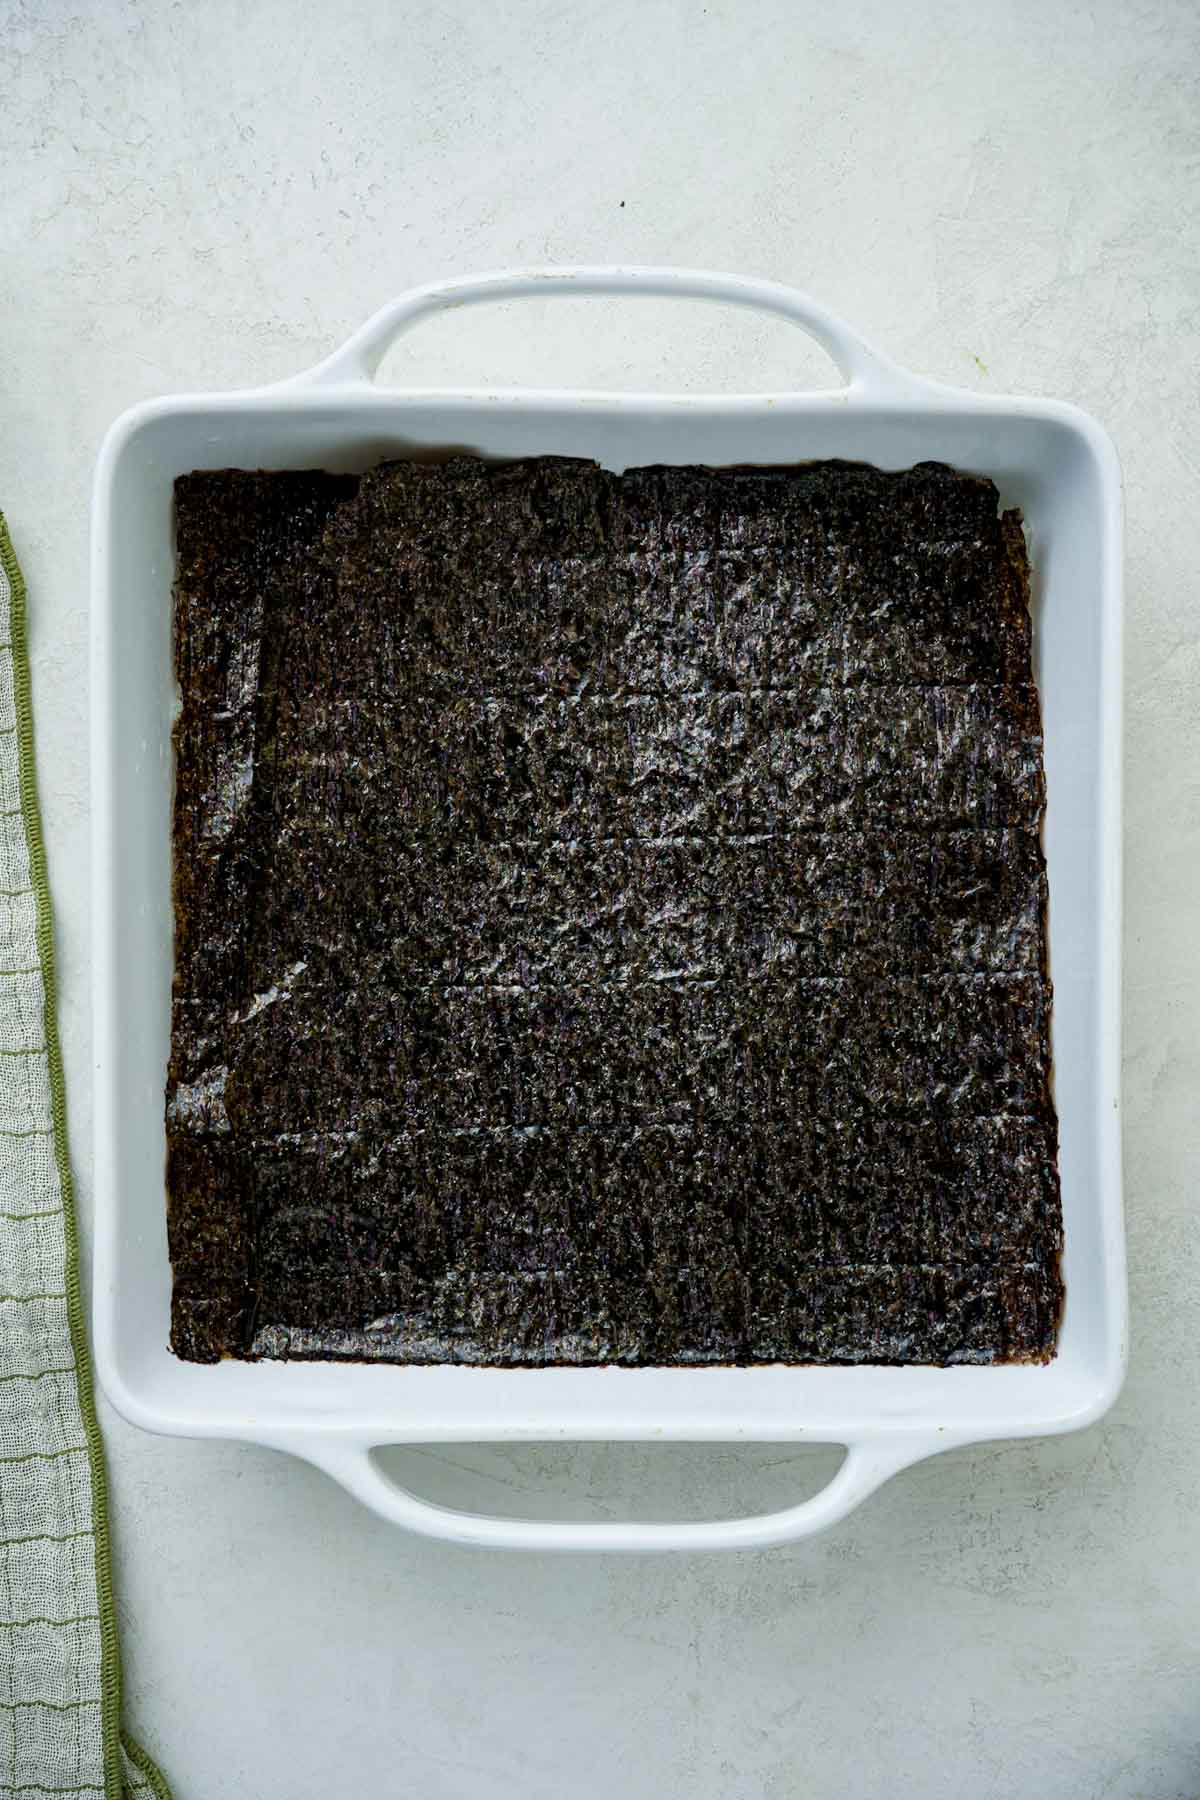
[[168, 457, 1063, 1366]]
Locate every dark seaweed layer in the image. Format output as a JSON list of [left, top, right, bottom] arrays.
[[167, 458, 1063, 1365]]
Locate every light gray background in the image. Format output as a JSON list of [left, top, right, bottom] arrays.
[[2, 1, 1197, 1795]]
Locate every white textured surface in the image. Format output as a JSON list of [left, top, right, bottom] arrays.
[[1, 0, 1198, 1794]]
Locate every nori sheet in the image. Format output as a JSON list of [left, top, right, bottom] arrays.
[[167, 456, 1063, 1366]]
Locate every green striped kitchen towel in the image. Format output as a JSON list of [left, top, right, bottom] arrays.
[[0, 515, 170, 1800]]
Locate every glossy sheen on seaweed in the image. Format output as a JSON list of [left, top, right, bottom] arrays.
[[167, 458, 1063, 1366]]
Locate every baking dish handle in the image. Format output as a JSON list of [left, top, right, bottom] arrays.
[[285, 266, 924, 398], [299, 1436, 933, 1553]]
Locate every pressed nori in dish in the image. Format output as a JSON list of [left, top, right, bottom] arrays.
[[167, 457, 1063, 1366]]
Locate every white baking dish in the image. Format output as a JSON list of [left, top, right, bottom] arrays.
[[91, 268, 1125, 1552]]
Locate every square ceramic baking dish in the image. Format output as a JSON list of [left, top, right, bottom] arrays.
[[91, 268, 1125, 1551]]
